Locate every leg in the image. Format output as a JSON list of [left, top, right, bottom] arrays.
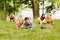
[[29, 23, 34, 29]]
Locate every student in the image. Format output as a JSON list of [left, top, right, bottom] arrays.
[[38, 14, 47, 29], [38, 14, 46, 24], [9, 13, 15, 22], [24, 17, 34, 29], [16, 16, 24, 28], [46, 14, 53, 24], [6, 15, 10, 22]]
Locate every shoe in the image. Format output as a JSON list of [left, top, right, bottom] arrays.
[[41, 26, 47, 29]]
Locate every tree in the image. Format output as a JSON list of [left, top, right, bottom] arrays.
[[0, 0, 40, 19], [0, 0, 4, 10], [3, 0, 7, 19], [30, 0, 39, 19], [46, 0, 60, 14]]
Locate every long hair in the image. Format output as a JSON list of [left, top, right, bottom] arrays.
[[40, 14, 45, 20]]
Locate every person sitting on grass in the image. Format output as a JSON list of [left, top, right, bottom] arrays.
[[24, 17, 34, 29], [6, 15, 10, 22], [46, 14, 53, 24], [9, 13, 15, 22], [38, 14, 46, 24], [16, 16, 24, 29]]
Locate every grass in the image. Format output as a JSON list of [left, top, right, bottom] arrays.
[[0, 20, 60, 40]]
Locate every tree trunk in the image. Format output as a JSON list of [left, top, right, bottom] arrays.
[[4, 0, 7, 20], [30, 0, 39, 19], [42, 0, 44, 14], [13, 0, 15, 14]]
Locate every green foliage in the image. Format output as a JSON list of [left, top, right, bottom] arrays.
[[48, 0, 60, 6], [46, 3, 55, 13], [22, 0, 29, 4], [0, 3, 4, 10], [6, 3, 14, 15], [0, 0, 32, 20], [0, 0, 32, 14], [48, 0, 55, 2]]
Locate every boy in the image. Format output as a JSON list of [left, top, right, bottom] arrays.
[[24, 17, 34, 29]]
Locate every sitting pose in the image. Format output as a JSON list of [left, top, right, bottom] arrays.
[[6, 15, 10, 22], [9, 13, 15, 22], [24, 17, 34, 29], [46, 14, 53, 24], [38, 14, 46, 24], [16, 16, 24, 28]]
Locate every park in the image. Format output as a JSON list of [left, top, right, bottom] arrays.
[[0, 0, 60, 40]]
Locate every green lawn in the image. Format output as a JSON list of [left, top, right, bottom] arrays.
[[0, 20, 60, 40]]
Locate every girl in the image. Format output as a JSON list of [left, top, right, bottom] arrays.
[[6, 15, 10, 22], [16, 16, 24, 28], [9, 13, 15, 22], [38, 14, 46, 24], [46, 14, 53, 24]]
